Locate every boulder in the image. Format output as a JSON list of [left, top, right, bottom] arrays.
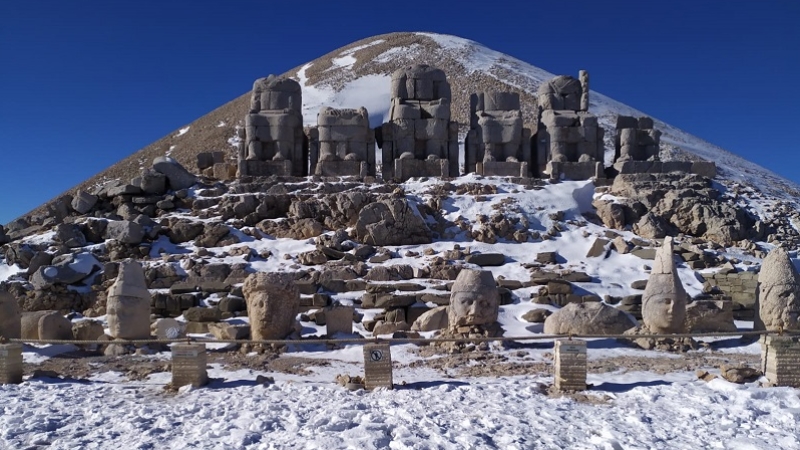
[[22, 311, 51, 339], [208, 322, 250, 340], [586, 238, 610, 258], [37, 311, 73, 341], [139, 169, 167, 195], [685, 300, 737, 333], [71, 190, 98, 214], [30, 253, 101, 289], [168, 219, 205, 243], [105, 220, 145, 245], [106, 260, 152, 339], [242, 272, 300, 340], [298, 250, 328, 266], [0, 289, 21, 338], [354, 198, 431, 246], [152, 318, 185, 339], [411, 306, 449, 331], [54, 223, 87, 248], [543, 302, 636, 335], [72, 320, 105, 341], [757, 247, 800, 331], [152, 156, 196, 190], [521, 308, 551, 323], [641, 237, 687, 333], [448, 269, 500, 327]]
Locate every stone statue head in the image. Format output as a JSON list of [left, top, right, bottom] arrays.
[[448, 269, 500, 327], [251, 75, 302, 113], [641, 237, 688, 333], [390, 64, 451, 101]]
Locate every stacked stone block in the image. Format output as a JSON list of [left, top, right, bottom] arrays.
[[309, 107, 375, 177], [324, 305, 354, 336], [171, 343, 208, 388], [614, 116, 661, 163], [761, 335, 800, 387], [703, 272, 758, 319], [465, 91, 533, 177], [554, 339, 587, 391], [0, 344, 23, 384], [535, 71, 605, 180], [379, 65, 459, 181], [238, 75, 308, 177]]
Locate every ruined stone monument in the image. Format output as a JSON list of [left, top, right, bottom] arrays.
[[756, 247, 800, 332], [535, 70, 605, 180], [106, 260, 152, 339], [641, 237, 688, 333], [242, 272, 300, 340], [465, 91, 533, 177], [761, 335, 800, 387], [308, 107, 375, 178], [448, 269, 500, 328], [238, 75, 308, 177], [378, 65, 459, 181], [612, 115, 717, 177]]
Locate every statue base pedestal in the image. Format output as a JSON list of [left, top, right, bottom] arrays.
[[316, 160, 368, 178], [477, 161, 529, 177], [239, 159, 293, 177], [394, 158, 449, 182], [547, 161, 604, 181]]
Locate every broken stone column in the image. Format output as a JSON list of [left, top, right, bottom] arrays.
[[554, 339, 587, 391], [171, 343, 208, 388], [363, 343, 393, 390], [579, 70, 589, 111], [0, 289, 21, 339], [756, 248, 800, 332], [448, 269, 500, 327], [106, 259, 152, 339], [0, 344, 23, 384], [242, 272, 300, 340], [641, 237, 687, 333], [310, 106, 375, 177]]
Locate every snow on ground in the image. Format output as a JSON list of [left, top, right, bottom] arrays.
[[175, 126, 190, 137], [2, 340, 799, 449]]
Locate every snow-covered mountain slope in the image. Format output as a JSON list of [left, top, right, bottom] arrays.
[[18, 31, 798, 223]]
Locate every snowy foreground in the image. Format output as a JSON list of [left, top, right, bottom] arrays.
[[2, 341, 799, 450]]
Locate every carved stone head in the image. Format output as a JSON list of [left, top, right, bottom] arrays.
[[448, 269, 500, 327]]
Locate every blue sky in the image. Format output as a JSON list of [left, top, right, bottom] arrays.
[[1, 1, 798, 224]]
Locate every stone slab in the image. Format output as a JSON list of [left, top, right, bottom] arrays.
[[394, 158, 448, 182], [0, 344, 23, 384], [172, 344, 208, 388], [476, 161, 529, 178], [554, 339, 587, 391], [363, 343, 393, 390], [325, 305, 354, 336]]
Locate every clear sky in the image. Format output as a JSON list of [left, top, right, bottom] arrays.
[[1, 1, 798, 224]]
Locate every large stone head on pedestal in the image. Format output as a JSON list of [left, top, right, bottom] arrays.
[[757, 248, 800, 331], [390, 65, 451, 101], [641, 237, 688, 333], [448, 269, 500, 327], [242, 272, 300, 340]]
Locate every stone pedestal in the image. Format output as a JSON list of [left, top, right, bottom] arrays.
[[613, 161, 717, 178], [0, 343, 23, 385], [315, 161, 368, 178], [240, 160, 293, 177], [325, 305, 354, 336], [171, 344, 208, 388], [547, 161, 604, 181], [363, 343, 393, 390], [393, 158, 449, 182], [477, 161, 529, 178], [554, 339, 587, 391], [761, 335, 800, 387]]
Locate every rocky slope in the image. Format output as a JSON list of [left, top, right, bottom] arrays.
[[14, 31, 800, 224]]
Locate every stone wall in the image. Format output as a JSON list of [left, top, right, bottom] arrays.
[[703, 272, 758, 319]]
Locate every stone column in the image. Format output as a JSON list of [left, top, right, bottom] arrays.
[[579, 70, 590, 112], [0, 343, 23, 384]]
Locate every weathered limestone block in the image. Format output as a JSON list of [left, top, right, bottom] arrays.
[[153, 156, 196, 190], [761, 335, 800, 387], [105, 220, 145, 245], [38, 311, 73, 341], [0, 289, 21, 339], [354, 198, 431, 246], [324, 305, 354, 336], [465, 91, 532, 176], [757, 248, 800, 331], [411, 306, 449, 331], [641, 237, 687, 333], [0, 344, 23, 384], [448, 269, 499, 327], [106, 260, 152, 339], [172, 343, 208, 388], [554, 339, 587, 391], [242, 272, 300, 340]]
